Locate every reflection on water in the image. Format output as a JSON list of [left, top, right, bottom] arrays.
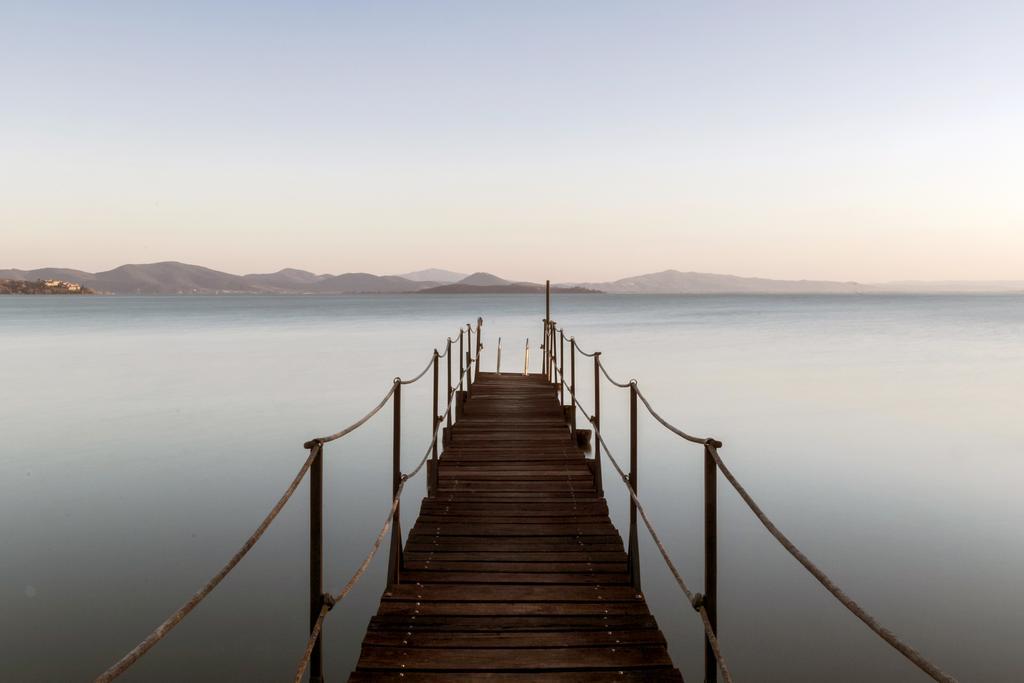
[[1, 294, 1021, 681]]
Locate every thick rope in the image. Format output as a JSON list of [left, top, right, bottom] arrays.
[[308, 385, 396, 446], [399, 355, 434, 385], [590, 423, 733, 683], [293, 481, 404, 682], [400, 325, 469, 384], [94, 445, 321, 683], [585, 350, 958, 679], [555, 328, 955, 682], [554, 326, 598, 357], [707, 444, 957, 683], [633, 385, 709, 445], [597, 358, 633, 388], [292, 361, 471, 682], [97, 322, 481, 682]]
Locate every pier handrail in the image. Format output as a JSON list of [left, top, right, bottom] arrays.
[[549, 320, 957, 683], [95, 323, 482, 683], [294, 355, 473, 682]]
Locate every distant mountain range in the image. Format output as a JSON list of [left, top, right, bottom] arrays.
[[568, 270, 871, 294], [396, 268, 468, 283], [1, 263, 1021, 295], [567, 270, 1024, 294]]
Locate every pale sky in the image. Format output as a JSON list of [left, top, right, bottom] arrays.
[[2, 1, 1022, 282]]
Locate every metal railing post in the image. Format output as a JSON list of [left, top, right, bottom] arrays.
[[387, 381, 402, 586], [308, 441, 325, 683], [431, 351, 440, 496], [570, 337, 576, 435], [593, 352, 603, 496], [544, 281, 551, 378], [704, 442, 719, 683], [541, 320, 547, 376], [550, 323, 556, 384], [628, 382, 641, 591], [475, 318, 483, 382], [465, 323, 473, 394], [446, 339, 453, 430], [547, 322, 554, 383], [559, 331, 565, 404]]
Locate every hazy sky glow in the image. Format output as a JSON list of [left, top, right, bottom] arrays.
[[2, 1, 1022, 281]]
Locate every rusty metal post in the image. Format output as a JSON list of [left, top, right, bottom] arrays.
[[387, 381, 402, 586], [593, 352, 603, 496], [475, 318, 483, 383], [308, 441, 325, 683], [540, 321, 547, 376], [628, 382, 641, 591], [431, 351, 440, 496], [559, 331, 565, 404], [466, 323, 473, 390], [570, 337, 577, 434], [545, 322, 551, 381], [446, 338, 452, 430], [546, 279, 550, 322], [704, 441, 720, 683], [545, 322, 552, 383], [549, 322, 555, 384]]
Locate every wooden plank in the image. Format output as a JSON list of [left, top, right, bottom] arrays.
[[356, 645, 674, 670], [400, 571, 630, 585], [350, 672, 683, 682], [367, 614, 661, 631], [360, 629, 666, 648], [382, 584, 643, 603], [403, 551, 627, 563]]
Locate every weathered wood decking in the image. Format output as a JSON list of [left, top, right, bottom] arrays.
[[349, 372, 682, 681]]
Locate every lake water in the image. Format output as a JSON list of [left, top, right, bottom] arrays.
[[1, 294, 1022, 682]]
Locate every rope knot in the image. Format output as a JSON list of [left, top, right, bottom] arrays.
[[400, 473, 408, 482], [691, 592, 704, 611], [322, 593, 337, 611]]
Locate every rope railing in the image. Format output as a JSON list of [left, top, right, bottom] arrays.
[[398, 355, 435, 385], [293, 357, 472, 682], [634, 385, 710, 445], [573, 340, 599, 358], [550, 355, 732, 681], [706, 443, 956, 683], [597, 357, 633, 388], [94, 446, 321, 683], [549, 321, 958, 683], [94, 323, 479, 683], [591, 424, 733, 683], [309, 386, 396, 445]]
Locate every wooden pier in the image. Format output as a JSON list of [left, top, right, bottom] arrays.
[[349, 371, 682, 681], [94, 298, 956, 683]]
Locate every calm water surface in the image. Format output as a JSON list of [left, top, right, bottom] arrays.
[[1, 294, 1022, 681]]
